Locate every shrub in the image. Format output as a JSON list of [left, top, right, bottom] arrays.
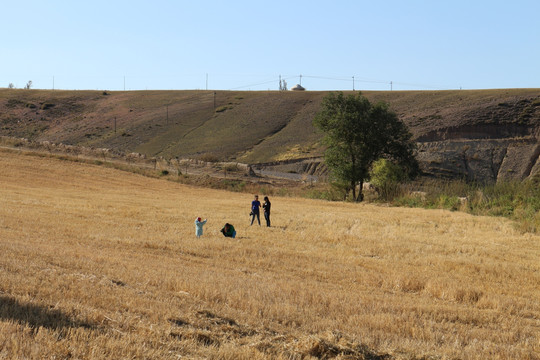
[[199, 154, 220, 163], [436, 194, 461, 211], [304, 182, 349, 201], [41, 103, 55, 110], [222, 180, 246, 192], [222, 163, 239, 172], [390, 178, 540, 233], [395, 195, 425, 208], [215, 105, 232, 113], [370, 159, 407, 201]]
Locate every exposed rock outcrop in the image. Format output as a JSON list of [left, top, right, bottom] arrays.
[[417, 138, 540, 182], [411, 95, 540, 183]]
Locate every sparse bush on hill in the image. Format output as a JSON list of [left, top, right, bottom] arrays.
[[304, 185, 349, 201], [221, 163, 240, 172], [198, 154, 220, 163], [222, 179, 246, 192], [215, 105, 232, 113]]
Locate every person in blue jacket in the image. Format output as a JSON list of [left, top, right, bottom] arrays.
[[250, 195, 261, 226]]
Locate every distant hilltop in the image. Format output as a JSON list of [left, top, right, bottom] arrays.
[[1, 88, 539, 183]]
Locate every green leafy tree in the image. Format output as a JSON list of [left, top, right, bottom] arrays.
[[313, 92, 419, 201]]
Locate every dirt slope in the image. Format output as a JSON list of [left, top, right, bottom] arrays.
[[1, 88, 539, 182]]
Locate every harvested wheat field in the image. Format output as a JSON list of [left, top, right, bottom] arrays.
[[0, 149, 539, 359]]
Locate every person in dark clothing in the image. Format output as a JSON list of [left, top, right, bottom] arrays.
[[250, 195, 261, 226], [262, 196, 271, 227], [220, 223, 236, 238]]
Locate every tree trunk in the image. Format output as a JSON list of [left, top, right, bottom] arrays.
[[356, 181, 364, 202]]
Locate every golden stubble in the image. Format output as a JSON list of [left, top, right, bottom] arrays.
[[0, 149, 539, 359]]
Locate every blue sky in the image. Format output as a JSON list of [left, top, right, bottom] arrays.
[[2, 0, 539, 91]]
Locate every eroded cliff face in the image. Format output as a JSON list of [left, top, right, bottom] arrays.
[[413, 97, 540, 183], [417, 139, 539, 182]]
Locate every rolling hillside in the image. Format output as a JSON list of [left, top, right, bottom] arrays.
[[1, 88, 539, 182]]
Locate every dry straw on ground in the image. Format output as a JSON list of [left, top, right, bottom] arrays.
[[0, 149, 539, 359]]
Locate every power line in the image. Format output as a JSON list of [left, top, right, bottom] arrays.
[[228, 77, 280, 90], [34, 73, 457, 91], [228, 74, 454, 91]]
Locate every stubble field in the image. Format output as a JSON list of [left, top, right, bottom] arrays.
[[0, 149, 539, 359]]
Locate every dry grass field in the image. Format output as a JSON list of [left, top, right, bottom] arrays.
[[1, 148, 539, 359]]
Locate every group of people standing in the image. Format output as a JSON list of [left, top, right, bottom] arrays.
[[194, 194, 271, 239], [250, 194, 271, 227]]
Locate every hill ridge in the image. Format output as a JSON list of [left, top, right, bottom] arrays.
[[1, 88, 539, 182]]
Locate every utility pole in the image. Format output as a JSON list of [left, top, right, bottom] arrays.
[[390, 81, 393, 91], [300, 74, 302, 86], [352, 76, 355, 91]]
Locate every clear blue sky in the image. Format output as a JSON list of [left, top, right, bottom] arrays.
[[2, 0, 539, 91]]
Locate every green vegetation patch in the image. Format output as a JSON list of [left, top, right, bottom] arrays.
[[393, 179, 540, 233]]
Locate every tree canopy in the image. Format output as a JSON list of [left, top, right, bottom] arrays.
[[313, 92, 419, 201]]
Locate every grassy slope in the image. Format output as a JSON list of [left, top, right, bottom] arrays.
[[1, 149, 539, 359], [1, 88, 539, 163]]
